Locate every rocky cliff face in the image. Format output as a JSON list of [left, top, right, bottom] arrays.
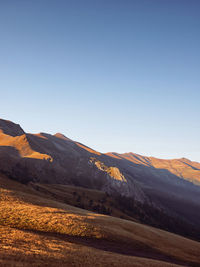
[[88, 157, 145, 201]]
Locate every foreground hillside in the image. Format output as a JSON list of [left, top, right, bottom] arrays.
[[2, 226, 182, 267], [0, 175, 200, 266]]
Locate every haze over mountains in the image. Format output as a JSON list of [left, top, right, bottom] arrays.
[[0, 118, 200, 241]]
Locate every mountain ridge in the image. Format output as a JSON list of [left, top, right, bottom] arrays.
[[107, 152, 200, 185], [0, 118, 200, 241]]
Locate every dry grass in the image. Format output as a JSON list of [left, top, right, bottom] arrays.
[[0, 132, 52, 160], [0, 226, 181, 267], [0, 175, 200, 266]]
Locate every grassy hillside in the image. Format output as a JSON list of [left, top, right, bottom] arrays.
[[31, 183, 135, 221], [30, 183, 200, 242], [0, 175, 200, 266], [0, 226, 181, 267]]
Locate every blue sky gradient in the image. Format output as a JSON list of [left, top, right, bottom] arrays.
[[0, 0, 199, 161]]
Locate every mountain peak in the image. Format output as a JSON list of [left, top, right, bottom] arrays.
[[179, 157, 190, 162], [54, 133, 71, 141], [0, 119, 25, 137]]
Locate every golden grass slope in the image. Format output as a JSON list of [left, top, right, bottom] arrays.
[[0, 226, 180, 267], [0, 132, 52, 161], [0, 175, 200, 266]]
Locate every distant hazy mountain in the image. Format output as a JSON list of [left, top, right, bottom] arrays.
[[0, 118, 200, 240]]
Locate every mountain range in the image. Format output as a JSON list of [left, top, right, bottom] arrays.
[[0, 118, 200, 242]]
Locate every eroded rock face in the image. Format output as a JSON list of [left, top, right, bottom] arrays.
[[90, 158, 127, 182], [88, 157, 146, 202]]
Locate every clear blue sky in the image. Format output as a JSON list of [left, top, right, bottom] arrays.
[[0, 0, 199, 162]]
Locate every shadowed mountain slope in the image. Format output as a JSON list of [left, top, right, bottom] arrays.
[[0, 119, 144, 202], [107, 152, 200, 185], [0, 118, 200, 241]]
